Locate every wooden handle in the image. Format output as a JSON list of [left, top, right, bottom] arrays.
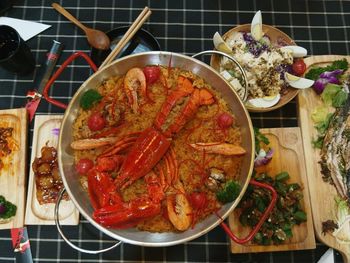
[[52, 3, 87, 32]]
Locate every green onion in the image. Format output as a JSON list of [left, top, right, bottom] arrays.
[[275, 181, 287, 197], [294, 211, 307, 223], [254, 127, 270, 153], [255, 197, 266, 212], [275, 172, 290, 181]]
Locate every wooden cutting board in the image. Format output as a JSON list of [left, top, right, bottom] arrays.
[[298, 55, 350, 262], [0, 108, 27, 230], [229, 127, 315, 253], [25, 115, 79, 225]]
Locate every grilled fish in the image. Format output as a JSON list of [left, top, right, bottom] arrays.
[[320, 97, 350, 200]]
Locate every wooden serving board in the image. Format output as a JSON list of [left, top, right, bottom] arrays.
[[229, 127, 315, 253], [25, 115, 79, 225], [0, 108, 27, 230], [298, 55, 350, 262]]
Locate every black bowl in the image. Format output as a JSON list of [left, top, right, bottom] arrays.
[[90, 26, 161, 67]]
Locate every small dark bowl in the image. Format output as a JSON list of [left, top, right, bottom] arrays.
[[90, 26, 161, 67]]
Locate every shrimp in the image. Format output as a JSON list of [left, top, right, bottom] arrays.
[[124, 67, 147, 113]]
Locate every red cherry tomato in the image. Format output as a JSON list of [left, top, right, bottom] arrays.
[[292, 59, 307, 76], [217, 112, 234, 129], [143, 66, 160, 85], [75, 158, 94, 175], [189, 192, 207, 210], [88, 112, 106, 131]]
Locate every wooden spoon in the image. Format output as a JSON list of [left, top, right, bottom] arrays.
[[52, 3, 110, 50]]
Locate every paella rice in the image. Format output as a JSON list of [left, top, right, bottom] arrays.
[[72, 66, 245, 232]]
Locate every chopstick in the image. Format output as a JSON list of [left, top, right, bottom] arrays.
[[99, 6, 152, 69]]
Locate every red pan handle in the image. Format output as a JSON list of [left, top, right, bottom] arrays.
[[43, 51, 98, 109], [219, 179, 277, 244]]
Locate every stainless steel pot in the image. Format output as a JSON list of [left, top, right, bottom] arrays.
[[57, 51, 255, 248]]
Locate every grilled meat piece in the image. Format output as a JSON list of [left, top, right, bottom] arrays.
[[32, 145, 68, 204], [320, 98, 350, 200]]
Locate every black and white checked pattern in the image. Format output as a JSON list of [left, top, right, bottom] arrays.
[[0, 0, 349, 262]]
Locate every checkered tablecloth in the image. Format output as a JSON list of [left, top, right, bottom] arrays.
[[0, 0, 349, 262]]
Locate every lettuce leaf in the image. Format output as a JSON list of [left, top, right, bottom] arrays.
[[311, 106, 330, 123], [335, 196, 349, 225], [321, 84, 342, 106], [314, 112, 333, 135], [333, 90, 349, 107], [321, 83, 348, 107]]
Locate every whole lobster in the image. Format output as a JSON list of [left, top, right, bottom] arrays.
[[86, 70, 215, 230]]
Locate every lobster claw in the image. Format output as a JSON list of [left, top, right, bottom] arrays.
[[115, 127, 171, 190], [93, 197, 161, 228], [87, 168, 121, 209]]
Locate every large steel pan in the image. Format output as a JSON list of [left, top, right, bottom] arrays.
[[57, 51, 255, 247]]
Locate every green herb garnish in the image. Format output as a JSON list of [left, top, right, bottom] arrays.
[[331, 59, 349, 71], [0, 195, 17, 220], [305, 59, 348, 80], [80, 89, 103, 110], [312, 136, 324, 149], [216, 180, 241, 204]]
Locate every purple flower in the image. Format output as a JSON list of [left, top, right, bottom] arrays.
[[313, 69, 343, 94], [319, 69, 343, 79], [52, 128, 60, 136], [242, 32, 270, 57], [254, 148, 274, 167], [276, 64, 292, 80]]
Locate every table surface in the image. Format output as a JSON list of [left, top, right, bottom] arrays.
[[0, 0, 349, 262]]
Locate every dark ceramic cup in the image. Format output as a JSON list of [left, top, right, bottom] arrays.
[[0, 25, 36, 75]]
